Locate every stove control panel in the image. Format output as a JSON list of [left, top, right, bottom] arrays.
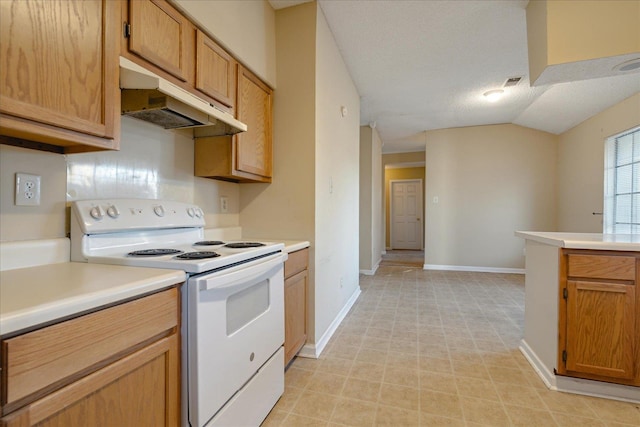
[[71, 199, 206, 234]]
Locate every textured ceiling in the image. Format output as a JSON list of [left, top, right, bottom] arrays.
[[271, 0, 640, 153]]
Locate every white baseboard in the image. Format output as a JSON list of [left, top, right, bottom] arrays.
[[297, 286, 362, 359], [519, 339, 639, 403], [423, 264, 525, 274], [359, 259, 381, 276], [519, 339, 556, 390]]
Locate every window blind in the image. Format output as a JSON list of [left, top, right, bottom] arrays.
[[604, 126, 640, 234]]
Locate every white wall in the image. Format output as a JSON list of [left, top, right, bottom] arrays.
[[0, 145, 67, 241], [557, 93, 640, 232], [241, 2, 360, 348], [67, 117, 240, 229], [314, 5, 360, 343], [0, 118, 239, 243], [359, 125, 383, 272], [173, 0, 277, 87], [424, 124, 558, 270], [240, 1, 317, 338]]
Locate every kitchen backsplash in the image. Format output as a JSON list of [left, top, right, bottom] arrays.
[[1, 116, 240, 242]]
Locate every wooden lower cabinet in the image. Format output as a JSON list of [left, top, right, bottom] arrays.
[[558, 250, 640, 386], [0, 287, 181, 426], [284, 249, 309, 366], [1, 335, 179, 427]]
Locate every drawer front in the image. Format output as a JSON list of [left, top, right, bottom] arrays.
[[568, 254, 636, 281], [284, 248, 309, 279], [2, 288, 178, 406]]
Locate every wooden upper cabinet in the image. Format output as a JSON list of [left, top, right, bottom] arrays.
[[195, 65, 274, 183], [0, 0, 120, 152], [236, 65, 273, 180], [195, 30, 236, 110], [127, 0, 191, 82]]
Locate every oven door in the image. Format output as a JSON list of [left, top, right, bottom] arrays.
[[186, 252, 286, 427]]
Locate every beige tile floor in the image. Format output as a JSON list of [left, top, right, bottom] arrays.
[[262, 265, 640, 427]]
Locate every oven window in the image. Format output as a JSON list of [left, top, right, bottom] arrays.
[[226, 279, 270, 335]]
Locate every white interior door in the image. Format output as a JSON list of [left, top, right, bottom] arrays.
[[391, 180, 423, 250]]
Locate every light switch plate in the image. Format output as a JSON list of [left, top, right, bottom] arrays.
[[15, 173, 41, 206]]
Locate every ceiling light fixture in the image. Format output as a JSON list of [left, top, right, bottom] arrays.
[[483, 89, 504, 102], [613, 58, 640, 73]]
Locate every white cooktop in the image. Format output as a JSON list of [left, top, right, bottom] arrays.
[[70, 199, 284, 274]]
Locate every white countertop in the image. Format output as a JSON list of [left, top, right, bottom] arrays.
[[515, 231, 640, 251], [278, 240, 310, 253], [0, 263, 185, 336]]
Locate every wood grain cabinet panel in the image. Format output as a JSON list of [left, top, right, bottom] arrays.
[[0, 0, 119, 152], [194, 66, 273, 183], [566, 280, 635, 380], [195, 30, 236, 110], [284, 249, 309, 366], [0, 288, 181, 424], [236, 65, 273, 180], [1, 335, 179, 427], [558, 249, 640, 386], [128, 0, 191, 82], [568, 254, 635, 281], [284, 248, 309, 279]]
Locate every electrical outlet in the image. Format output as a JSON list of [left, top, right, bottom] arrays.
[[15, 173, 41, 206], [220, 196, 228, 213]]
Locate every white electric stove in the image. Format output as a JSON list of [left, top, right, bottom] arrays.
[[70, 199, 286, 427]]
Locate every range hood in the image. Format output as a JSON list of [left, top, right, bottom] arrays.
[[119, 57, 247, 135]]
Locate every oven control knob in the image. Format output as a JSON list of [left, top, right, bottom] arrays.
[[187, 207, 195, 217], [89, 206, 104, 220], [106, 205, 120, 219], [194, 208, 203, 218], [153, 205, 165, 217]]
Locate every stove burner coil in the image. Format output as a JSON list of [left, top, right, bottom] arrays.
[[193, 240, 225, 246], [224, 242, 266, 249], [128, 248, 182, 257], [175, 251, 221, 260]]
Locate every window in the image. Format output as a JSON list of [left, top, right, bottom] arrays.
[[604, 126, 640, 234]]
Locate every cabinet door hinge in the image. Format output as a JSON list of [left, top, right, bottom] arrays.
[[562, 350, 567, 363], [563, 288, 568, 299], [124, 22, 131, 38]]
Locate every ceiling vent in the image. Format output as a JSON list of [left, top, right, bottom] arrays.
[[503, 77, 522, 87]]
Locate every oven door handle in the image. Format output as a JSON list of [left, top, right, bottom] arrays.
[[199, 253, 288, 291]]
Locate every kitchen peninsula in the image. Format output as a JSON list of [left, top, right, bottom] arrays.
[[516, 232, 640, 402]]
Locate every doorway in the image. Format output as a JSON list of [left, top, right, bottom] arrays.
[[389, 179, 423, 250]]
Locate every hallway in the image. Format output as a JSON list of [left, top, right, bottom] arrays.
[[380, 250, 424, 268]]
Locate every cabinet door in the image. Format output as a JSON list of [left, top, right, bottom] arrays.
[[0, 335, 180, 427], [285, 270, 308, 365], [128, 0, 190, 82], [0, 0, 119, 148], [195, 30, 236, 110], [235, 65, 273, 181], [565, 280, 636, 380]]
